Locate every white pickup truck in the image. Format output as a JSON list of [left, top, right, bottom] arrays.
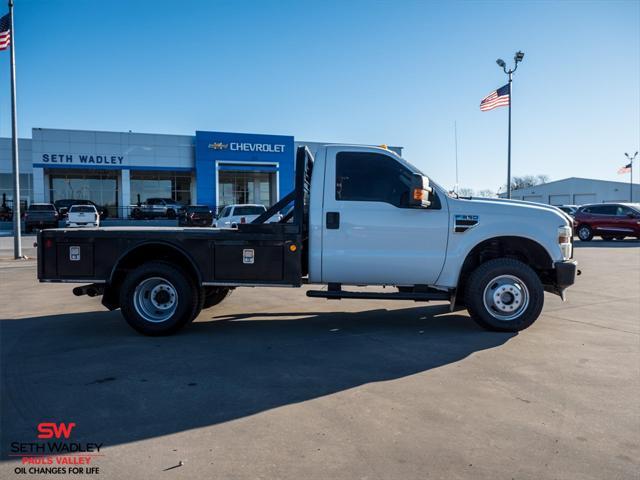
[[213, 204, 283, 228], [38, 145, 578, 336]]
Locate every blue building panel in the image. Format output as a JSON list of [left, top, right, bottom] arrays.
[[195, 131, 295, 210]]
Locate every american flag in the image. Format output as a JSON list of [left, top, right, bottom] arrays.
[[618, 163, 632, 174], [480, 84, 510, 111], [0, 13, 10, 51]]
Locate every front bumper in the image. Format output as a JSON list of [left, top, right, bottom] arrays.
[[554, 259, 578, 288]]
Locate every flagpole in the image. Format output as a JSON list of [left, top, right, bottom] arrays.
[[495, 51, 523, 200], [8, 0, 22, 259], [507, 72, 512, 199], [626, 152, 638, 202]]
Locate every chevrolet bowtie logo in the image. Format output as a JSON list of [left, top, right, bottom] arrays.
[[208, 142, 229, 150]]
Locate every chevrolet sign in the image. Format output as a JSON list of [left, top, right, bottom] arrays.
[[208, 142, 285, 153]]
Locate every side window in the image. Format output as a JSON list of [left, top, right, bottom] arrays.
[[590, 205, 615, 215], [617, 206, 632, 216], [335, 152, 413, 208]]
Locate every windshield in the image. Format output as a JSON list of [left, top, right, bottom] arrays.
[[234, 206, 266, 216], [188, 206, 210, 213], [70, 206, 95, 213]]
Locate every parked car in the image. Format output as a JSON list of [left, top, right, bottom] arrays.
[[573, 203, 640, 241], [179, 205, 214, 227], [25, 203, 59, 232], [213, 204, 282, 228], [66, 204, 100, 228], [131, 198, 185, 220], [54, 199, 109, 219], [557, 205, 579, 217]]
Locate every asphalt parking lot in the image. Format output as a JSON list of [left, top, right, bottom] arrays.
[[1, 240, 638, 479]]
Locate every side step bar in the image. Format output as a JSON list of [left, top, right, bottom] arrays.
[[306, 289, 450, 302]]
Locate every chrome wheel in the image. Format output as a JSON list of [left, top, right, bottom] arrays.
[[482, 274, 530, 321], [578, 226, 590, 240], [133, 277, 178, 323]]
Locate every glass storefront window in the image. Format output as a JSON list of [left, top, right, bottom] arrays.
[[130, 172, 192, 206], [0, 173, 33, 206], [49, 170, 118, 217], [218, 171, 276, 209]]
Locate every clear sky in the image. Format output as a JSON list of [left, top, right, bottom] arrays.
[[1, 0, 638, 192]]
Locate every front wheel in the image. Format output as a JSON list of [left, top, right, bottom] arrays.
[[577, 225, 593, 241], [119, 262, 198, 335], [465, 258, 544, 332]]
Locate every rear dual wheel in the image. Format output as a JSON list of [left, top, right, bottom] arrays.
[[120, 262, 199, 336], [120, 262, 234, 335]]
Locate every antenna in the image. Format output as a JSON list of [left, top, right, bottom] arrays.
[[454, 121, 459, 193]]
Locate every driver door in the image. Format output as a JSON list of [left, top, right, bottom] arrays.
[[321, 147, 449, 285]]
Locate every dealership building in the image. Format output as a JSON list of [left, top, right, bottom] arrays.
[[0, 128, 401, 217]]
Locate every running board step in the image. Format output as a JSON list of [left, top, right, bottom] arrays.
[[306, 290, 450, 302]]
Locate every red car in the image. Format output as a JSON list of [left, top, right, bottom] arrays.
[[574, 203, 640, 241]]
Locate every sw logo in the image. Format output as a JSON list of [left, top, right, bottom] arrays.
[[37, 422, 76, 439], [208, 142, 229, 150]]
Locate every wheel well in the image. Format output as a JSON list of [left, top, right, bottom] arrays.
[[456, 236, 553, 305], [103, 243, 201, 310]]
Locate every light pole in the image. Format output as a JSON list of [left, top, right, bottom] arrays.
[[496, 51, 524, 199], [625, 151, 638, 201]]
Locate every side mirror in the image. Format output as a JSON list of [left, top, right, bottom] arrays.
[[408, 174, 432, 208]]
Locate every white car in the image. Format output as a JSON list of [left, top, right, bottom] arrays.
[[214, 204, 282, 228], [66, 204, 100, 228]]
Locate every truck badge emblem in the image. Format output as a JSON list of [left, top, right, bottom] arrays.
[[69, 246, 81, 261], [242, 249, 255, 264], [454, 215, 479, 233]]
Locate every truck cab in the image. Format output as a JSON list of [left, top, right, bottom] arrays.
[[37, 145, 578, 336]]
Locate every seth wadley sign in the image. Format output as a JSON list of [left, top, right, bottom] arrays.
[[40, 153, 125, 165]]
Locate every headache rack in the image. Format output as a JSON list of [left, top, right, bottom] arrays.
[[233, 145, 314, 277]]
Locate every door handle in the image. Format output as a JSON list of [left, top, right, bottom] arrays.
[[326, 212, 340, 229]]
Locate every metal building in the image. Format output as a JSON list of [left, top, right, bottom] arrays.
[[500, 177, 640, 205]]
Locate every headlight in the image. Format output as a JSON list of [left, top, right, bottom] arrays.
[[558, 225, 572, 259]]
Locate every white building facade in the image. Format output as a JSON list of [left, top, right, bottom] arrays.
[[500, 177, 640, 205]]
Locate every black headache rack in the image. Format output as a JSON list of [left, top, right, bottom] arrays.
[[237, 145, 314, 276]]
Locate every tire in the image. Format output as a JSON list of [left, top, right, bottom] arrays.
[[615, 236, 626, 241], [577, 224, 593, 242], [119, 261, 198, 336], [166, 209, 176, 220], [464, 258, 544, 332], [189, 286, 206, 323], [202, 287, 233, 309]]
